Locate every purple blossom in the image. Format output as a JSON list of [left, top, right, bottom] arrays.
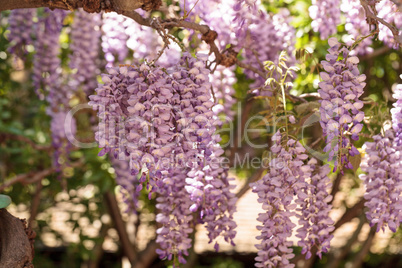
[[318, 37, 366, 172], [89, 53, 237, 263], [7, 9, 35, 58], [341, 0, 373, 55], [180, 0, 237, 50], [251, 131, 312, 267], [360, 130, 402, 232], [242, 8, 296, 89], [232, 0, 260, 46], [155, 167, 194, 264], [70, 9, 102, 95], [296, 161, 334, 259], [210, 65, 237, 122], [33, 8, 67, 97], [101, 13, 129, 66], [376, 0, 402, 49], [309, 0, 341, 40]]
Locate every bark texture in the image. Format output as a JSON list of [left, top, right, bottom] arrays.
[[0, 209, 35, 268], [0, 0, 148, 12]]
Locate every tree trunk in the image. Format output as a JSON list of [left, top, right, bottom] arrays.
[[0, 209, 35, 268]]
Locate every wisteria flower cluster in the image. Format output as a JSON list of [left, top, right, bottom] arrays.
[[210, 65, 237, 122], [7, 9, 35, 58], [318, 37, 366, 172], [32, 9, 79, 172], [33, 8, 67, 95], [360, 130, 402, 232], [296, 161, 334, 259], [70, 9, 102, 94], [376, 0, 402, 49], [89, 53, 237, 264], [101, 12, 130, 66], [309, 0, 341, 40], [155, 167, 194, 263], [179, 1, 239, 120], [239, 6, 296, 89], [251, 131, 334, 267], [340, 0, 373, 55]]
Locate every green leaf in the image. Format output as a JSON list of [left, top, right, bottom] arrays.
[[0, 194, 12, 209]]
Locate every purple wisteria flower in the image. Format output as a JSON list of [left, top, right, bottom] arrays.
[[241, 8, 296, 89], [210, 65, 237, 122], [89, 53, 237, 264], [360, 130, 402, 232], [232, 0, 259, 46], [296, 161, 334, 259], [33, 8, 67, 97], [181, 0, 239, 49], [7, 9, 35, 58], [391, 81, 402, 145], [309, 0, 341, 40], [376, 0, 402, 49], [155, 167, 194, 264], [251, 131, 312, 268], [101, 13, 130, 66], [318, 37, 366, 172], [341, 0, 373, 55], [70, 9, 102, 95], [31, 9, 76, 172]]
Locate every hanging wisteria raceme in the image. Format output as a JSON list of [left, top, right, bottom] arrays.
[[33, 8, 67, 97], [155, 167, 194, 264], [251, 131, 312, 268], [232, 0, 260, 46], [168, 55, 237, 247], [309, 0, 341, 40], [179, 1, 239, 121], [184, 136, 237, 249], [210, 65, 237, 122], [340, 0, 373, 55], [376, 0, 402, 49], [88, 64, 174, 185], [89, 53, 237, 263], [391, 81, 402, 145], [31, 8, 75, 171], [7, 9, 35, 58], [296, 160, 334, 259], [360, 129, 402, 232], [241, 8, 296, 90], [70, 9, 102, 95], [101, 12, 130, 66], [318, 37, 366, 173]]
